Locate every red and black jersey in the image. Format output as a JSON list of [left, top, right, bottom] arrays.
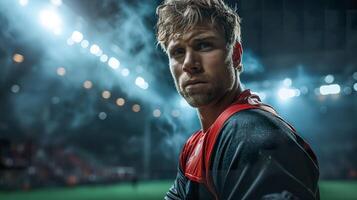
[[165, 90, 320, 200]]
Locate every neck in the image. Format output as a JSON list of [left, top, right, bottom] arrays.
[[197, 85, 243, 132]]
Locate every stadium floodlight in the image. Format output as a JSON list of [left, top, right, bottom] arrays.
[[135, 76, 149, 90], [19, 0, 28, 6], [90, 44, 100, 55], [39, 9, 62, 35], [278, 88, 300, 101], [324, 74, 334, 84], [108, 57, 120, 69], [71, 31, 83, 43], [319, 84, 341, 95]]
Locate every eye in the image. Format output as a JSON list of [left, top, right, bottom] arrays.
[[170, 47, 185, 58], [196, 41, 212, 51]]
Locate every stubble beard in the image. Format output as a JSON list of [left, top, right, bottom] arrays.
[[177, 85, 216, 108]]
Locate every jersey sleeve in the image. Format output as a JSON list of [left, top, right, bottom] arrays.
[[165, 165, 187, 200], [209, 109, 320, 200]]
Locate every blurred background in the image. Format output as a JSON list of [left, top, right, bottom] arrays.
[[0, 0, 356, 199]]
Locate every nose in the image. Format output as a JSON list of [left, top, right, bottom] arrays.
[[182, 49, 202, 74]]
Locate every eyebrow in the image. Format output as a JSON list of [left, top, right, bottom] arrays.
[[167, 34, 218, 52]]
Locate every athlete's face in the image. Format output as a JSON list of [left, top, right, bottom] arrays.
[[167, 24, 237, 107]]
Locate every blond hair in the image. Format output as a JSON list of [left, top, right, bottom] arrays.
[[156, 0, 241, 52]]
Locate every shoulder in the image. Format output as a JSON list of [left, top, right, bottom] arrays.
[[211, 108, 300, 166], [220, 108, 296, 148]]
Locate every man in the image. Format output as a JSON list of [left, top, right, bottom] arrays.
[[156, 0, 320, 199]]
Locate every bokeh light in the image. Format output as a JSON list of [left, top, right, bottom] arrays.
[[283, 78, 292, 87], [71, 31, 83, 43], [98, 112, 107, 120], [13, 53, 24, 63], [11, 84, 20, 93], [135, 76, 149, 90], [83, 80, 93, 89], [56, 67, 66, 76], [278, 88, 300, 100], [324, 74, 334, 84], [102, 90, 111, 99], [319, 84, 341, 95], [100, 54, 108, 63], [132, 104, 140, 112], [116, 98, 125, 106], [108, 57, 120, 69], [90, 44, 100, 55], [80, 40, 89, 48], [153, 109, 161, 118], [121, 68, 130, 77]]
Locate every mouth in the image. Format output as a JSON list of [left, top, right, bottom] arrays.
[[183, 79, 207, 88]]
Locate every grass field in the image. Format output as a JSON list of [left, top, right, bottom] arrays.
[[0, 180, 356, 200]]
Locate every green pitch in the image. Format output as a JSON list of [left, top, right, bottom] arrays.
[[0, 180, 356, 200]]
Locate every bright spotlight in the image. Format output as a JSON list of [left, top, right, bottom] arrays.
[[19, 0, 28, 6], [135, 77, 148, 90], [319, 84, 341, 95], [90, 44, 100, 55], [278, 88, 299, 100], [71, 31, 83, 43], [108, 57, 120, 69], [39, 9, 62, 35]]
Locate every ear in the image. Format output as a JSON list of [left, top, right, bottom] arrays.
[[232, 42, 243, 72]]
